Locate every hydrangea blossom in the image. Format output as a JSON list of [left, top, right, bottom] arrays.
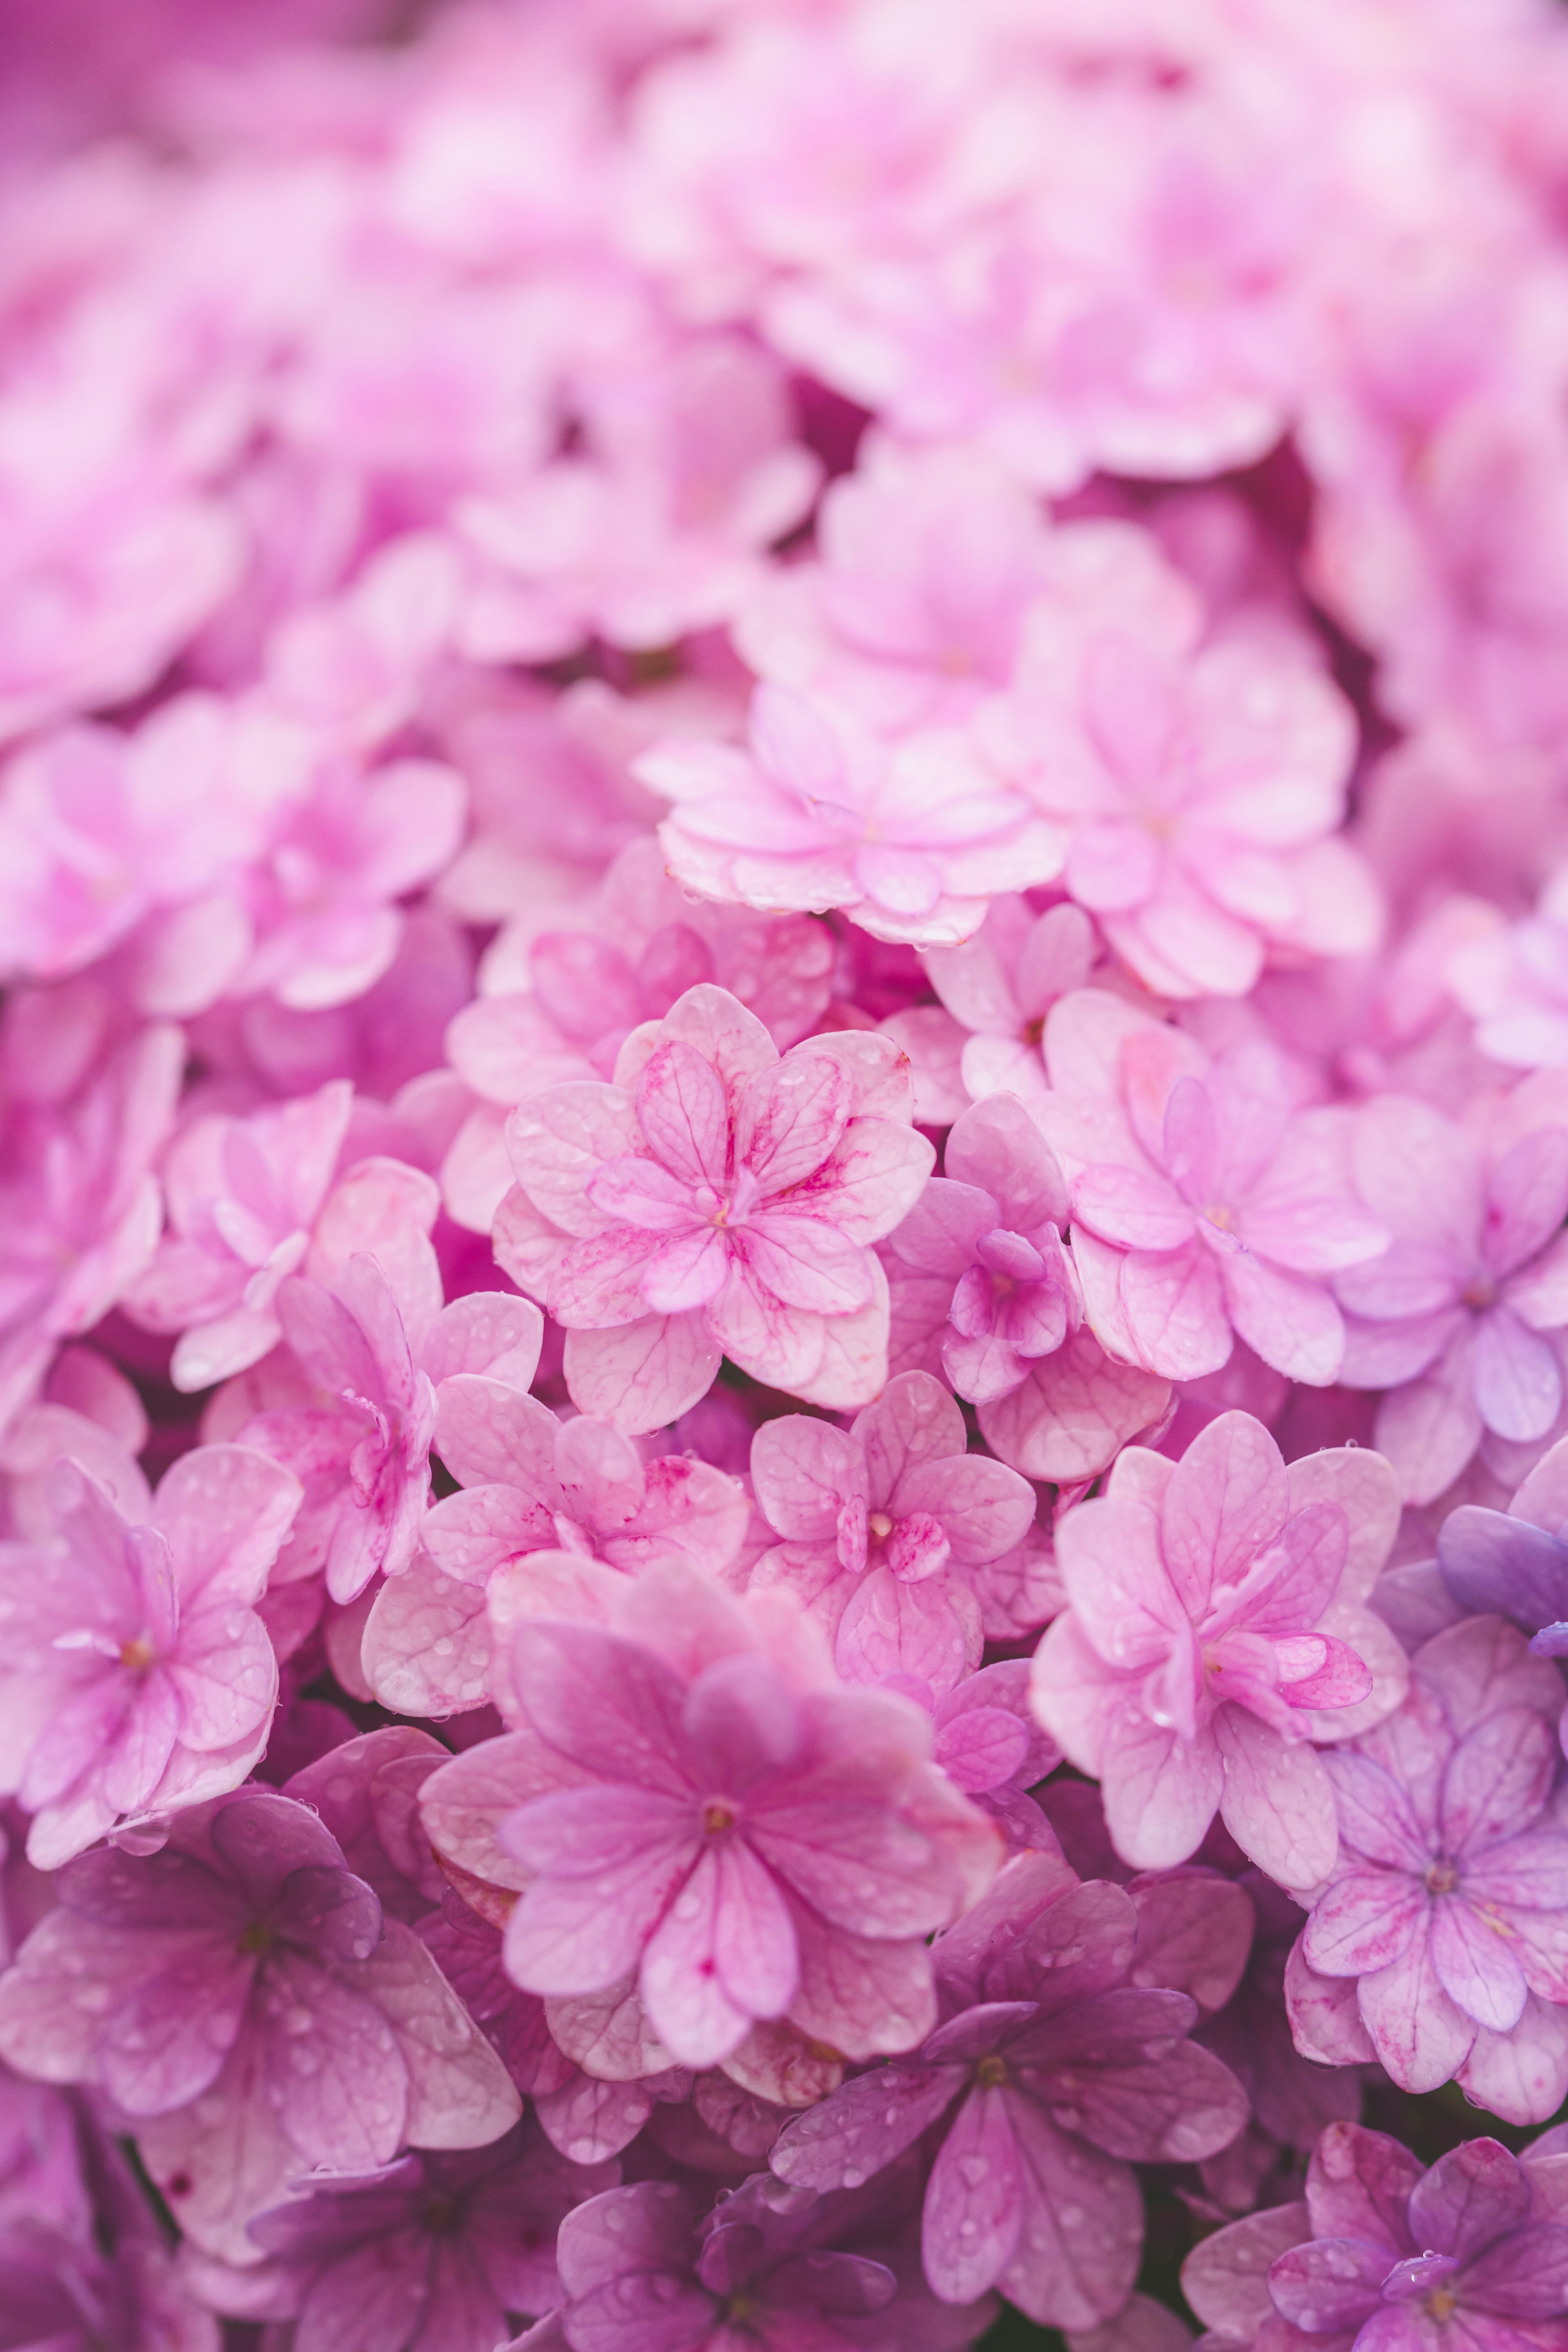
[[0, 1788, 520, 2261], [1032, 1412, 1405, 1890], [496, 983, 934, 1431], [0, 1443, 298, 1866], [1334, 1091, 1568, 1503], [770, 1852, 1250, 2329], [418, 1565, 1000, 2072], [1289, 1618, 1568, 2122], [1033, 993, 1387, 1385], [1184, 2123, 1568, 2352], [746, 1369, 1037, 1696]]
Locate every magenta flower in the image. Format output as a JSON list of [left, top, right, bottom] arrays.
[[544, 2168, 978, 2352], [0, 1441, 299, 1867], [882, 1094, 1080, 1406], [1031, 1411, 1406, 1891], [924, 1662, 1062, 1857], [419, 1565, 1000, 2071], [360, 1372, 748, 1719], [0, 1024, 182, 1435], [1293, 1618, 1568, 2120], [497, 982, 934, 1432], [1035, 992, 1387, 1384], [747, 1370, 1036, 1696], [1335, 1093, 1568, 1504], [770, 1852, 1249, 2330], [976, 520, 1379, 999], [221, 2121, 616, 2352], [0, 1788, 520, 2263], [637, 683, 1066, 949], [1185, 2123, 1568, 2352]]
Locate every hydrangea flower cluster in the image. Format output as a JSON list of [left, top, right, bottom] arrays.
[[5, 2, 1568, 2348]]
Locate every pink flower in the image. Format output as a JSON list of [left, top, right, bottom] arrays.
[[496, 983, 934, 1432], [1034, 993, 1387, 1386], [734, 437, 1054, 736], [359, 1371, 749, 1720], [747, 1370, 1036, 1697], [922, 1662, 1062, 1858], [881, 1094, 1080, 1407], [442, 837, 833, 1237], [120, 1078, 358, 1391], [770, 1851, 1249, 2329], [0, 1023, 182, 1436], [976, 522, 1378, 999], [1187, 2124, 1568, 2352], [219, 2120, 616, 2352], [455, 332, 823, 659], [241, 1245, 544, 1608], [1292, 1618, 1568, 2122], [1335, 1091, 1568, 1505], [881, 894, 1097, 1127], [1448, 871, 1568, 1071], [0, 1442, 298, 1868], [419, 1565, 1000, 2071], [1031, 1412, 1405, 1891], [0, 1787, 520, 2263], [637, 684, 1066, 950]]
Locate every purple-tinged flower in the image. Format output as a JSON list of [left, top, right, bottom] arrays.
[[1335, 1092, 1568, 1504], [881, 1094, 1081, 1407], [188, 2120, 616, 2352], [922, 1661, 1062, 1854], [283, 1725, 451, 1925], [1292, 1616, 1568, 2122], [1438, 1430, 1568, 1657], [0, 1787, 520, 2263], [1032, 1412, 1405, 1891], [0, 1443, 299, 1866], [748, 1370, 1036, 1696], [1184, 2123, 1568, 2352], [897, 894, 1097, 1125], [771, 1851, 1249, 2330], [497, 982, 934, 1432], [418, 1564, 1000, 2072], [543, 2164, 992, 2352]]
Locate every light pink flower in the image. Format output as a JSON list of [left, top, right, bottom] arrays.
[[976, 522, 1377, 1000], [1447, 870, 1568, 1071], [455, 331, 822, 659], [1034, 992, 1386, 1385], [442, 837, 833, 1237], [880, 894, 1098, 1127], [496, 983, 934, 1432], [418, 1565, 1000, 2071], [1290, 1617, 1568, 2124], [0, 1023, 182, 1436], [1031, 1412, 1406, 1891], [122, 1090, 454, 1394], [1335, 1090, 1568, 1504], [881, 1094, 1080, 1407], [359, 1371, 748, 1719], [734, 437, 1054, 736], [0, 1443, 298, 1866], [747, 1369, 1036, 1696], [637, 684, 1066, 950]]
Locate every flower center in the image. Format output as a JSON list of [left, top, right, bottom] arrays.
[[236, 1920, 275, 1957], [1461, 1275, 1495, 1310], [1425, 1858, 1460, 1896], [422, 2195, 458, 2235], [869, 1512, 893, 1542], [119, 1636, 155, 1670], [1425, 2288, 1458, 2322], [1021, 1015, 1045, 1047], [976, 2056, 1009, 2089], [702, 1802, 736, 1836], [1202, 1203, 1236, 1232]]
